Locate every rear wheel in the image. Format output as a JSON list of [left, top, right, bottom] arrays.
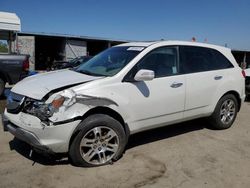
[[0, 78, 5, 96], [69, 114, 126, 167], [209, 94, 238, 129]]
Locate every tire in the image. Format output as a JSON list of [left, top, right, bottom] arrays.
[[0, 78, 5, 96], [209, 94, 238, 130], [69, 114, 127, 167]]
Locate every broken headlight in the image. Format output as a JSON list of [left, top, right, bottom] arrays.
[[23, 90, 77, 121], [23, 95, 65, 121]]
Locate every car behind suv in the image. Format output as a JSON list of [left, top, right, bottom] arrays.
[[3, 41, 245, 167], [244, 68, 250, 98]]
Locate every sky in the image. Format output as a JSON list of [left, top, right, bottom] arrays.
[[1, 0, 250, 50]]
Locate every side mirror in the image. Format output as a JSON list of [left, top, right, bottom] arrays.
[[134, 69, 155, 81]]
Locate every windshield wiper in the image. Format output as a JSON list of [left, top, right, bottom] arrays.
[[77, 70, 105, 77]]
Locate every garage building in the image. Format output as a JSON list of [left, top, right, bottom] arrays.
[[16, 32, 127, 71]]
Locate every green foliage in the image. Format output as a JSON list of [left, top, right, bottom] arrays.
[[0, 41, 8, 53]]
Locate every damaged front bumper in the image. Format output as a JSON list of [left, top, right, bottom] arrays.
[[3, 110, 81, 153], [4, 121, 54, 154]]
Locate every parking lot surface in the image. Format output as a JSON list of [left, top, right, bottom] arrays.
[[1, 98, 250, 188]]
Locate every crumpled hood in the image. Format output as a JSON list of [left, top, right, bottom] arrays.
[[11, 69, 101, 100]]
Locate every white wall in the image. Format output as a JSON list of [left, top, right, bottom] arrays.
[[17, 36, 35, 70], [65, 39, 87, 60]]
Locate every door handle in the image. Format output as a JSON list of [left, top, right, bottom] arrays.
[[214, 75, 223, 80], [171, 82, 183, 88]]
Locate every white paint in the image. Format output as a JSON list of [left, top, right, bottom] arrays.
[[11, 69, 101, 100], [4, 40, 245, 153]]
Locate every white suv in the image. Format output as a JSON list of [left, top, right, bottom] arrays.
[[3, 41, 245, 167]]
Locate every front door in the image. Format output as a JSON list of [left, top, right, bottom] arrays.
[[121, 46, 186, 133]]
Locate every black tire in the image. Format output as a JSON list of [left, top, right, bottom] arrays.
[[209, 94, 238, 130], [0, 78, 5, 96], [69, 114, 127, 167]]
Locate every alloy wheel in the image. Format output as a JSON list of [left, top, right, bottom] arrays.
[[79, 126, 119, 165], [220, 99, 236, 124]]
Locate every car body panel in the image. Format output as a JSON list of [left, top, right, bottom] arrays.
[[11, 69, 102, 100], [4, 109, 81, 152]]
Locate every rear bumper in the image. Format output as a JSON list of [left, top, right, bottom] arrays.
[[19, 71, 29, 82]]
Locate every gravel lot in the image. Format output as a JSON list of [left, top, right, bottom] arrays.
[[1, 96, 250, 188]]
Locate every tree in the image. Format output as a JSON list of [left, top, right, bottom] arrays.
[[0, 41, 8, 53]]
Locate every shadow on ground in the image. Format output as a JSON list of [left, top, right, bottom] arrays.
[[9, 138, 69, 166], [127, 118, 208, 149], [7, 118, 210, 166]]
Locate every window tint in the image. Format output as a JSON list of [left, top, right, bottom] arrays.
[[212, 50, 234, 69], [180, 46, 233, 74], [136, 47, 178, 78]]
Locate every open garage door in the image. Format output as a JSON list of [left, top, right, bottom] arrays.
[[35, 36, 65, 70], [87, 40, 109, 56]]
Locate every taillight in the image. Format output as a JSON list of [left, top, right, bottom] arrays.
[[242, 70, 246, 78], [23, 58, 29, 71]]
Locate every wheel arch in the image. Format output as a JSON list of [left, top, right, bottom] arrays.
[[68, 106, 130, 150], [219, 90, 242, 112]]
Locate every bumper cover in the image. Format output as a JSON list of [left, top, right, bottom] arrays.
[[3, 110, 81, 153], [3, 118, 54, 154]]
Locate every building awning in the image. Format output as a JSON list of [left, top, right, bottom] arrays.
[[0, 11, 21, 32]]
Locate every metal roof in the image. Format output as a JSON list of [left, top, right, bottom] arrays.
[[0, 11, 21, 31], [19, 31, 130, 43], [16, 31, 250, 53]]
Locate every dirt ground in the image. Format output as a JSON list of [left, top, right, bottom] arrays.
[[1, 97, 250, 188]]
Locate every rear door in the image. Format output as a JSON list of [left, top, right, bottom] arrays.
[[179, 46, 234, 118]]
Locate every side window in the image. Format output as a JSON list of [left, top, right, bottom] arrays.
[[211, 50, 234, 69], [180, 46, 234, 74], [136, 47, 178, 78], [180, 46, 214, 73]]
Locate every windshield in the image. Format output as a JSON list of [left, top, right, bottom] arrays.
[[75, 46, 143, 76]]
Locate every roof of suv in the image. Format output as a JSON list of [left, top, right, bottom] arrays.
[[117, 41, 230, 52]]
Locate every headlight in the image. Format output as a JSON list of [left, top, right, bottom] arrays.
[[23, 90, 76, 122], [23, 95, 65, 121], [51, 95, 65, 109], [23, 100, 51, 121]]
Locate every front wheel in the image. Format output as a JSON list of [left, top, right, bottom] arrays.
[[69, 114, 127, 167], [209, 94, 238, 129]]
